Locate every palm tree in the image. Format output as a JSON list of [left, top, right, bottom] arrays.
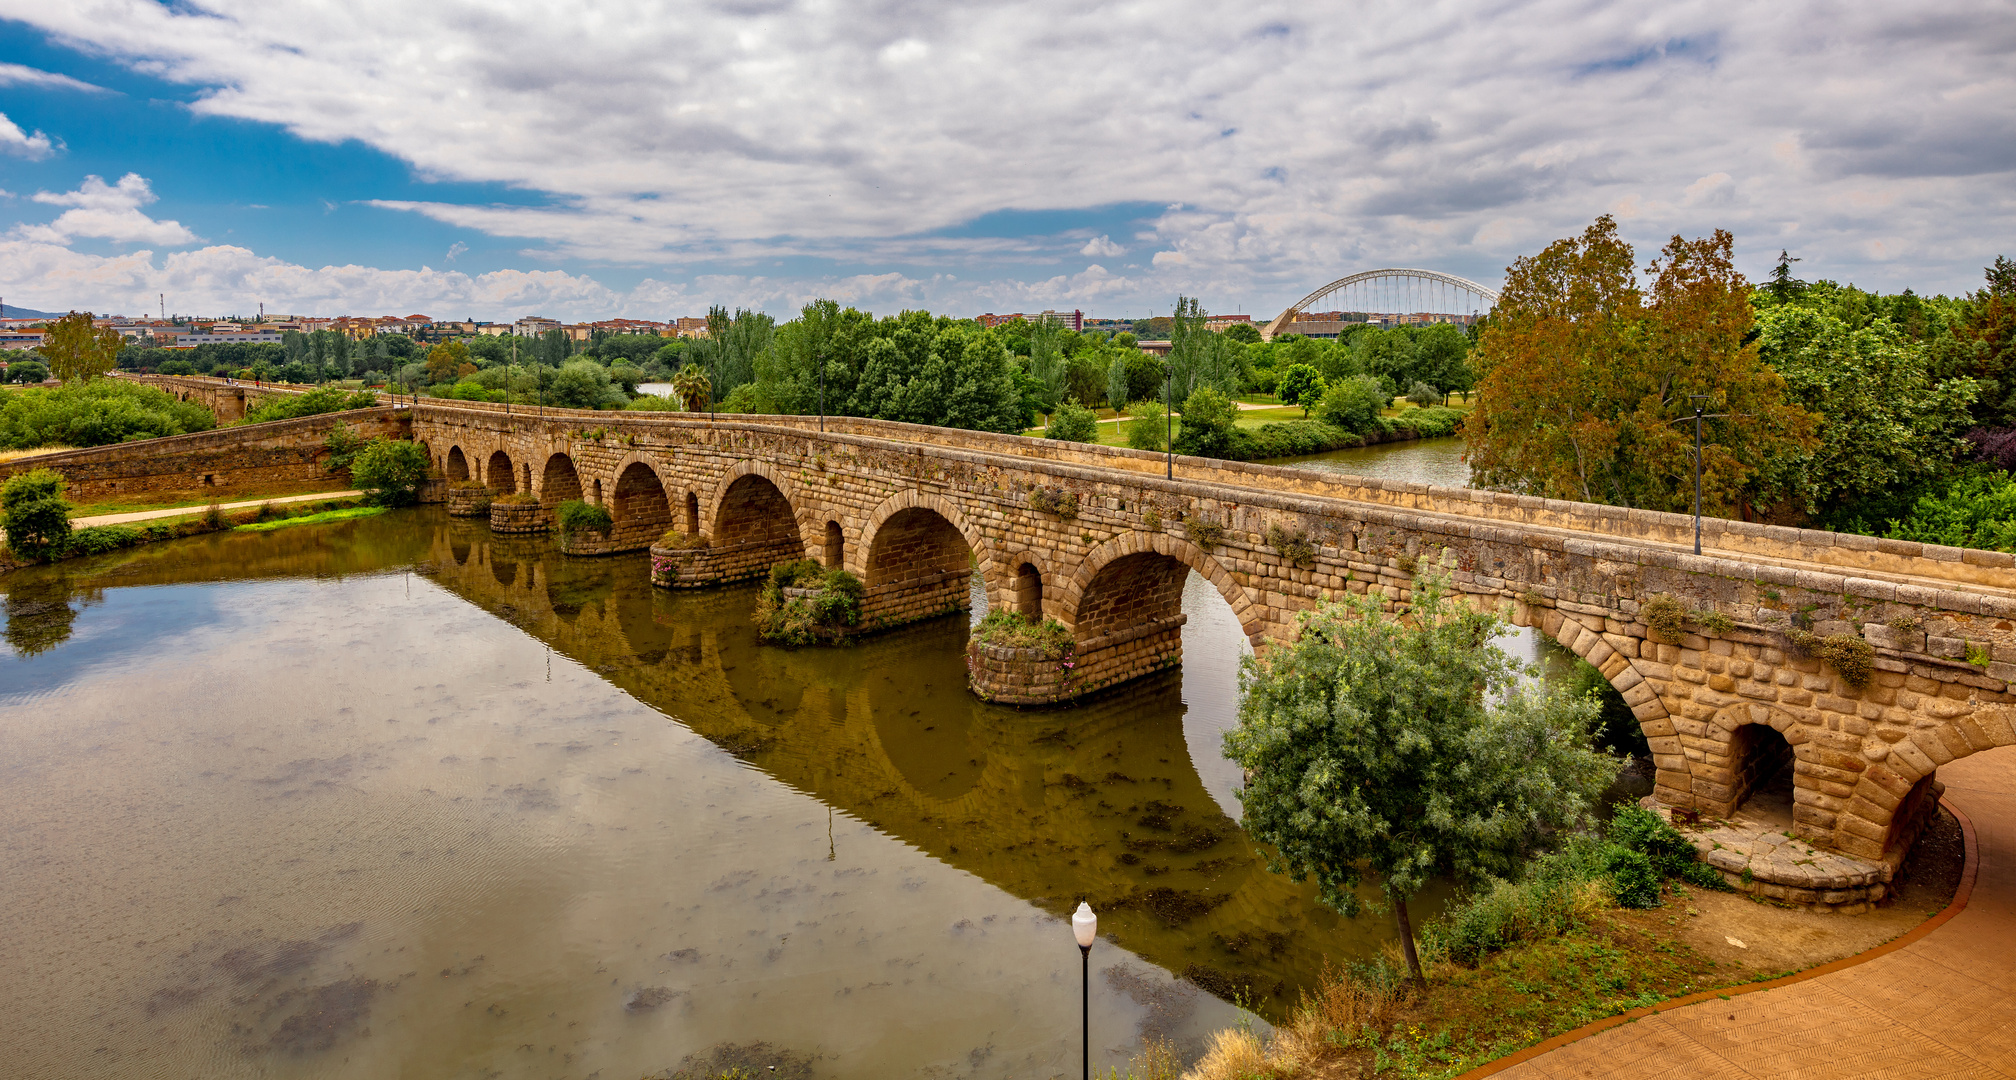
[[671, 364, 712, 412]]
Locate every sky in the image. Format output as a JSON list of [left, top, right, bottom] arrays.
[[0, 0, 2009, 323]]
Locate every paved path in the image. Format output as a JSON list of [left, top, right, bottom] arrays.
[[74, 490, 361, 528], [1493, 747, 2014, 1079]]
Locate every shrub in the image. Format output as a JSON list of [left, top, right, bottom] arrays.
[[1390, 405, 1464, 438], [657, 528, 708, 549], [1172, 387, 1238, 457], [1045, 402, 1099, 442], [1124, 401, 1167, 451], [754, 559, 865, 645], [1264, 523, 1316, 568], [1785, 627, 1875, 688], [1315, 374, 1388, 434], [241, 385, 380, 425], [1029, 487, 1079, 519], [1697, 609, 1737, 634], [348, 438, 432, 507], [1184, 516, 1224, 548], [1881, 469, 2016, 552], [1276, 363, 1326, 416], [0, 379, 214, 449], [556, 499, 613, 537], [2, 467, 71, 561], [968, 609, 1074, 658], [1603, 845, 1663, 908], [1640, 593, 1689, 639]]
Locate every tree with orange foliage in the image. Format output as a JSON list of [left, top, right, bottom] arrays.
[[39, 311, 124, 384], [1464, 216, 1816, 515]]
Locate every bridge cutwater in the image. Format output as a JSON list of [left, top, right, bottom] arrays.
[[63, 374, 2016, 905]]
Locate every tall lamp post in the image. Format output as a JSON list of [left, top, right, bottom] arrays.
[[1072, 901, 1096, 1080], [1690, 394, 1709, 555], [1163, 369, 1173, 481]]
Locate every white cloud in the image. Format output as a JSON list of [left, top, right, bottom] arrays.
[[18, 174, 199, 246], [0, 113, 54, 160], [4, 0, 2013, 308], [0, 62, 105, 93], [1081, 235, 1125, 257]]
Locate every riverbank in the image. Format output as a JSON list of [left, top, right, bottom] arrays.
[[1175, 806, 1966, 1080], [1, 492, 368, 578]]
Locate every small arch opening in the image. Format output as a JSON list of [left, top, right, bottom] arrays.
[[684, 491, 700, 535], [825, 521, 845, 568], [1728, 723, 1795, 829], [1015, 562, 1043, 621], [487, 451, 515, 493], [445, 446, 470, 482], [541, 454, 583, 507], [593, 478, 604, 505]]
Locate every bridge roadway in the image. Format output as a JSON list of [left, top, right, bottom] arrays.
[[125, 375, 2016, 891]]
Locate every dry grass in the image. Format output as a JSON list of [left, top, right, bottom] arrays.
[[1186, 1028, 1272, 1080], [0, 446, 78, 464]]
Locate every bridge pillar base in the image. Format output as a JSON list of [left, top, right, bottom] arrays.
[[968, 614, 1188, 706], [648, 540, 802, 588], [447, 486, 494, 517], [490, 500, 549, 534]]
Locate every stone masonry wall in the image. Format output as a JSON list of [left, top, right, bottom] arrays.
[[400, 398, 2016, 865]]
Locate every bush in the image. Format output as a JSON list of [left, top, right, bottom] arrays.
[[1125, 401, 1167, 451], [657, 528, 707, 549], [968, 609, 1074, 657], [1390, 405, 1464, 438], [1172, 387, 1238, 457], [1881, 468, 2016, 552], [241, 385, 380, 425], [754, 559, 865, 644], [1045, 402, 1099, 442], [1407, 380, 1441, 406], [2, 468, 72, 560], [62, 524, 142, 555], [348, 438, 432, 506], [1316, 374, 1389, 434], [556, 499, 613, 537], [4, 359, 49, 384], [1603, 845, 1663, 908], [0, 379, 215, 448], [157, 359, 196, 376]]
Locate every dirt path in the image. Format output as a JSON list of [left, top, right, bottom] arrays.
[[1483, 748, 2014, 1079], [73, 490, 361, 528]]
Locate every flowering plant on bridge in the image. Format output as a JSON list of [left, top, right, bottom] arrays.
[[1223, 575, 1617, 985], [755, 559, 865, 645]]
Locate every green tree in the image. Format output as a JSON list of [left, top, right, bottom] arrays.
[[671, 364, 712, 412], [6, 359, 50, 383], [1045, 401, 1099, 442], [349, 438, 432, 506], [1172, 386, 1238, 457], [1224, 579, 1615, 984], [426, 340, 471, 385], [1124, 400, 1167, 451], [241, 386, 379, 425], [0, 379, 216, 447], [547, 359, 625, 409], [1222, 321, 1263, 344], [1276, 363, 1326, 417], [1, 467, 72, 561], [1166, 297, 1242, 403], [40, 312, 123, 383], [1316, 374, 1388, 434], [1751, 306, 1977, 519]]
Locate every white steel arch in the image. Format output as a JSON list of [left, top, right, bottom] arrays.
[[1261, 268, 1501, 341]]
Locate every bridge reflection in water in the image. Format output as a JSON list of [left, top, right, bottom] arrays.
[[423, 512, 1431, 1011]]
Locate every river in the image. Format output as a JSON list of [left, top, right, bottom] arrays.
[[0, 436, 1583, 1079]]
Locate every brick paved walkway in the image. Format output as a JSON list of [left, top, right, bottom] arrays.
[[1491, 747, 2013, 1079]]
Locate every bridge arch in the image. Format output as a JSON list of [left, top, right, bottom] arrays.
[[707, 461, 809, 572], [485, 449, 516, 494], [1261, 267, 1500, 341], [860, 491, 993, 626], [610, 456, 674, 545], [540, 452, 584, 507], [445, 446, 470, 482], [1062, 532, 1260, 644]]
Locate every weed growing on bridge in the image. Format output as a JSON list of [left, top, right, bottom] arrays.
[[1696, 609, 1738, 635], [754, 559, 864, 645], [1184, 516, 1225, 549], [656, 528, 708, 550], [1783, 627, 1876, 688], [1139, 505, 1162, 532], [1028, 486, 1079, 519], [1640, 593, 1691, 640], [968, 610, 1073, 657], [555, 499, 613, 538], [1264, 524, 1317, 568]]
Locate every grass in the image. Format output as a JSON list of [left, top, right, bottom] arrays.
[[67, 482, 360, 520], [233, 506, 385, 532], [0, 446, 80, 464]]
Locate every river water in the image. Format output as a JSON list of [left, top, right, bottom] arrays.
[[0, 436, 1573, 1079]]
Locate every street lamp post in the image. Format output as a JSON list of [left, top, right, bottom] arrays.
[[818, 355, 826, 434], [1072, 901, 1096, 1080], [1164, 370, 1173, 481], [1690, 395, 1709, 556]]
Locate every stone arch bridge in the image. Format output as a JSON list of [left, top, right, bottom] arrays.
[[128, 376, 2016, 900]]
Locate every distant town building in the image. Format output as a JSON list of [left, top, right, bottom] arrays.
[[515, 316, 562, 337], [977, 309, 1084, 332], [167, 332, 287, 349], [0, 330, 46, 351]]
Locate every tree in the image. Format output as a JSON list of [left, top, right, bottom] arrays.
[[547, 359, 624, 409], [1124, 400, 1167, 450], [1317, 374, 1388, 434], [5, 359, 49, 383], [1, 468, 72, 561], [1276, 363, 1326, 417], [1045, 401, 1099, 442], [1222, 321, 1263, 344], [1166, 297, 1242, 404], [1029, 313, 1065, 406], [1465, 216, 1817, 513], [40, 312, 122, 383], [426, 340, 471, 385], [1766, 249, 1807, 303], [1172, 386, 1238, 457], [348, 438, 432, 506], [1224, 578, 1615, 984], [671, 364, 712, 412]]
